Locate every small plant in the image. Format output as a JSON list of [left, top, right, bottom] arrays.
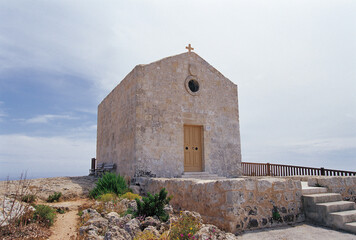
[[89, 172, 129, 199], [120, 192, 141, 200], [47, 192, 62, 203], [134, 231, 160, 240], [272, 206, 282, 222], [98, 193, 117, 202], [56, 208, 65, 214], [33, 205, 56, 227], [134, 188, 172, 222], [21, 194, 36, 203], [78, 210, 83, 217], [169, 213, 201, 240]]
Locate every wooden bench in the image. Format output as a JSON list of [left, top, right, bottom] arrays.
[[95, 162, 116, 176]]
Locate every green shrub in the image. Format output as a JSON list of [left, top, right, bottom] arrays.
[[89, 172, 129, 199], [21, 194, 36, 203], [47, 192, 62, 202], [134, 188, 172, 222], [33, 205, 56, 227], [169, 213, 201, 240]]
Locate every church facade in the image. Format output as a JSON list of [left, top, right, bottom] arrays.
[[96, 51, 242, 178]]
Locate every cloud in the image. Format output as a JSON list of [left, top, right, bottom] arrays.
[[26, 114, 77, 124], [0, 1, 355, 177], [285, 137, 356, 153], [0, 134, 95, 180]]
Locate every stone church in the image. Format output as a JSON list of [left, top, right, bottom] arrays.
[[96, 47, 242, 178]]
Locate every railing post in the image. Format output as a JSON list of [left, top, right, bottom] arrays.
[[321, 167, 325, 176], [267, 163, 271, 176], [90, 158, 96, 175]]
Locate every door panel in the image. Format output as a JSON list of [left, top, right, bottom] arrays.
[[184, 125, 202, 172]]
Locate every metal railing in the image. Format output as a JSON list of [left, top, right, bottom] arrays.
[[242, 162, 356, 177]]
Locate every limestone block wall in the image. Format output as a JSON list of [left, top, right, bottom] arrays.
[[307, 176, 356, 201], [134, 53, 241, 178], [138, 177, 304, 233], [96, 68, 139, 178]]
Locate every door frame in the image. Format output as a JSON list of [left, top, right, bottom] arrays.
[[183, 124, 205, 172]]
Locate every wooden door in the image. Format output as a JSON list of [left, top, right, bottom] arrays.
[[184, 125, 203, 172]]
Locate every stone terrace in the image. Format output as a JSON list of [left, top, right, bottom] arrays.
[[135, 177, 305, 233]]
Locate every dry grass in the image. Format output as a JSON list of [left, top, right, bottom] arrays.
[[0, 173, 52, 240]]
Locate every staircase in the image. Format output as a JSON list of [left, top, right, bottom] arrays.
[[302, 182, 356, 234], [181, 172, 226, 180]]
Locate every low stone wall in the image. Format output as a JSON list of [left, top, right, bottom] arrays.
[[136, 177, 304, 233], [307, 176, 356, 201], [281, 176, 356, 201]]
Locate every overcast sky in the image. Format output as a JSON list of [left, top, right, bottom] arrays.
[[0, 0, 355, 180]]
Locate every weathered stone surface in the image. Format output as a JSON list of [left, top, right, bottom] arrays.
[[0, 197, 35, 226], [140, 216, 161, 230], [163, 204, 173, 214], [194, 224, 238, 240], [142, 226, 161, 238], [96, 52, 242, 178], [304, 176, 356, 201], [124, 218, 141, 238], [105, 226, 132, 240], [141, 177, 304, 233]]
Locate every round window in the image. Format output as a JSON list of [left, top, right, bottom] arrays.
[[188, 79, 199, 92], [185, 75, 201, 96]]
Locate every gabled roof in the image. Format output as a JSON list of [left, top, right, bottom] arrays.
[[136, 52, 236, 86]]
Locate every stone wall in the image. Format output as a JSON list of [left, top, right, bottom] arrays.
[[137, 177, 304, 233], [96, 67, 139, 178], [307, 176, 356, 201], [282, 176, 356, 201], [134, 52, 241, 178]]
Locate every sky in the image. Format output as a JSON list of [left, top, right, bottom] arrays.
[[0, 0, 355, 180]]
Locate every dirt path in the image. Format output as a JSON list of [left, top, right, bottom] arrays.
[[46, 199, 90, 240]]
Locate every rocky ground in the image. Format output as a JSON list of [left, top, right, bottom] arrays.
[[1, 176, 355, 240], [78, 198, 237, 240], [0, 176, 97, 201]]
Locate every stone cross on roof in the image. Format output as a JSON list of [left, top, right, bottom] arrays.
[[185, 44, 194, 52]]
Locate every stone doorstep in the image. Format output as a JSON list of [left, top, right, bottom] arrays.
[[181, 172, 226, 180], [182, 172, 212, 175], [303, 193, 342, 204], [316, 201, 356, 214]]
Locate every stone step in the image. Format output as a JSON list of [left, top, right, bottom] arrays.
[[301, 181, 328, 195], [182, 172, 213, 175], [302, 187, 328, 195], [343, 222, 356, 234], [181, 172, 225, 179], [329, 210, 356, 228], [303, 193, 342, 205], [316, 201, 355, 214]]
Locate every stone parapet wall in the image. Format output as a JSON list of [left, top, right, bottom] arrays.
[[281, 176, 356, 201], [137, 177, 304, 233], [307, 176, 356, 201]]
